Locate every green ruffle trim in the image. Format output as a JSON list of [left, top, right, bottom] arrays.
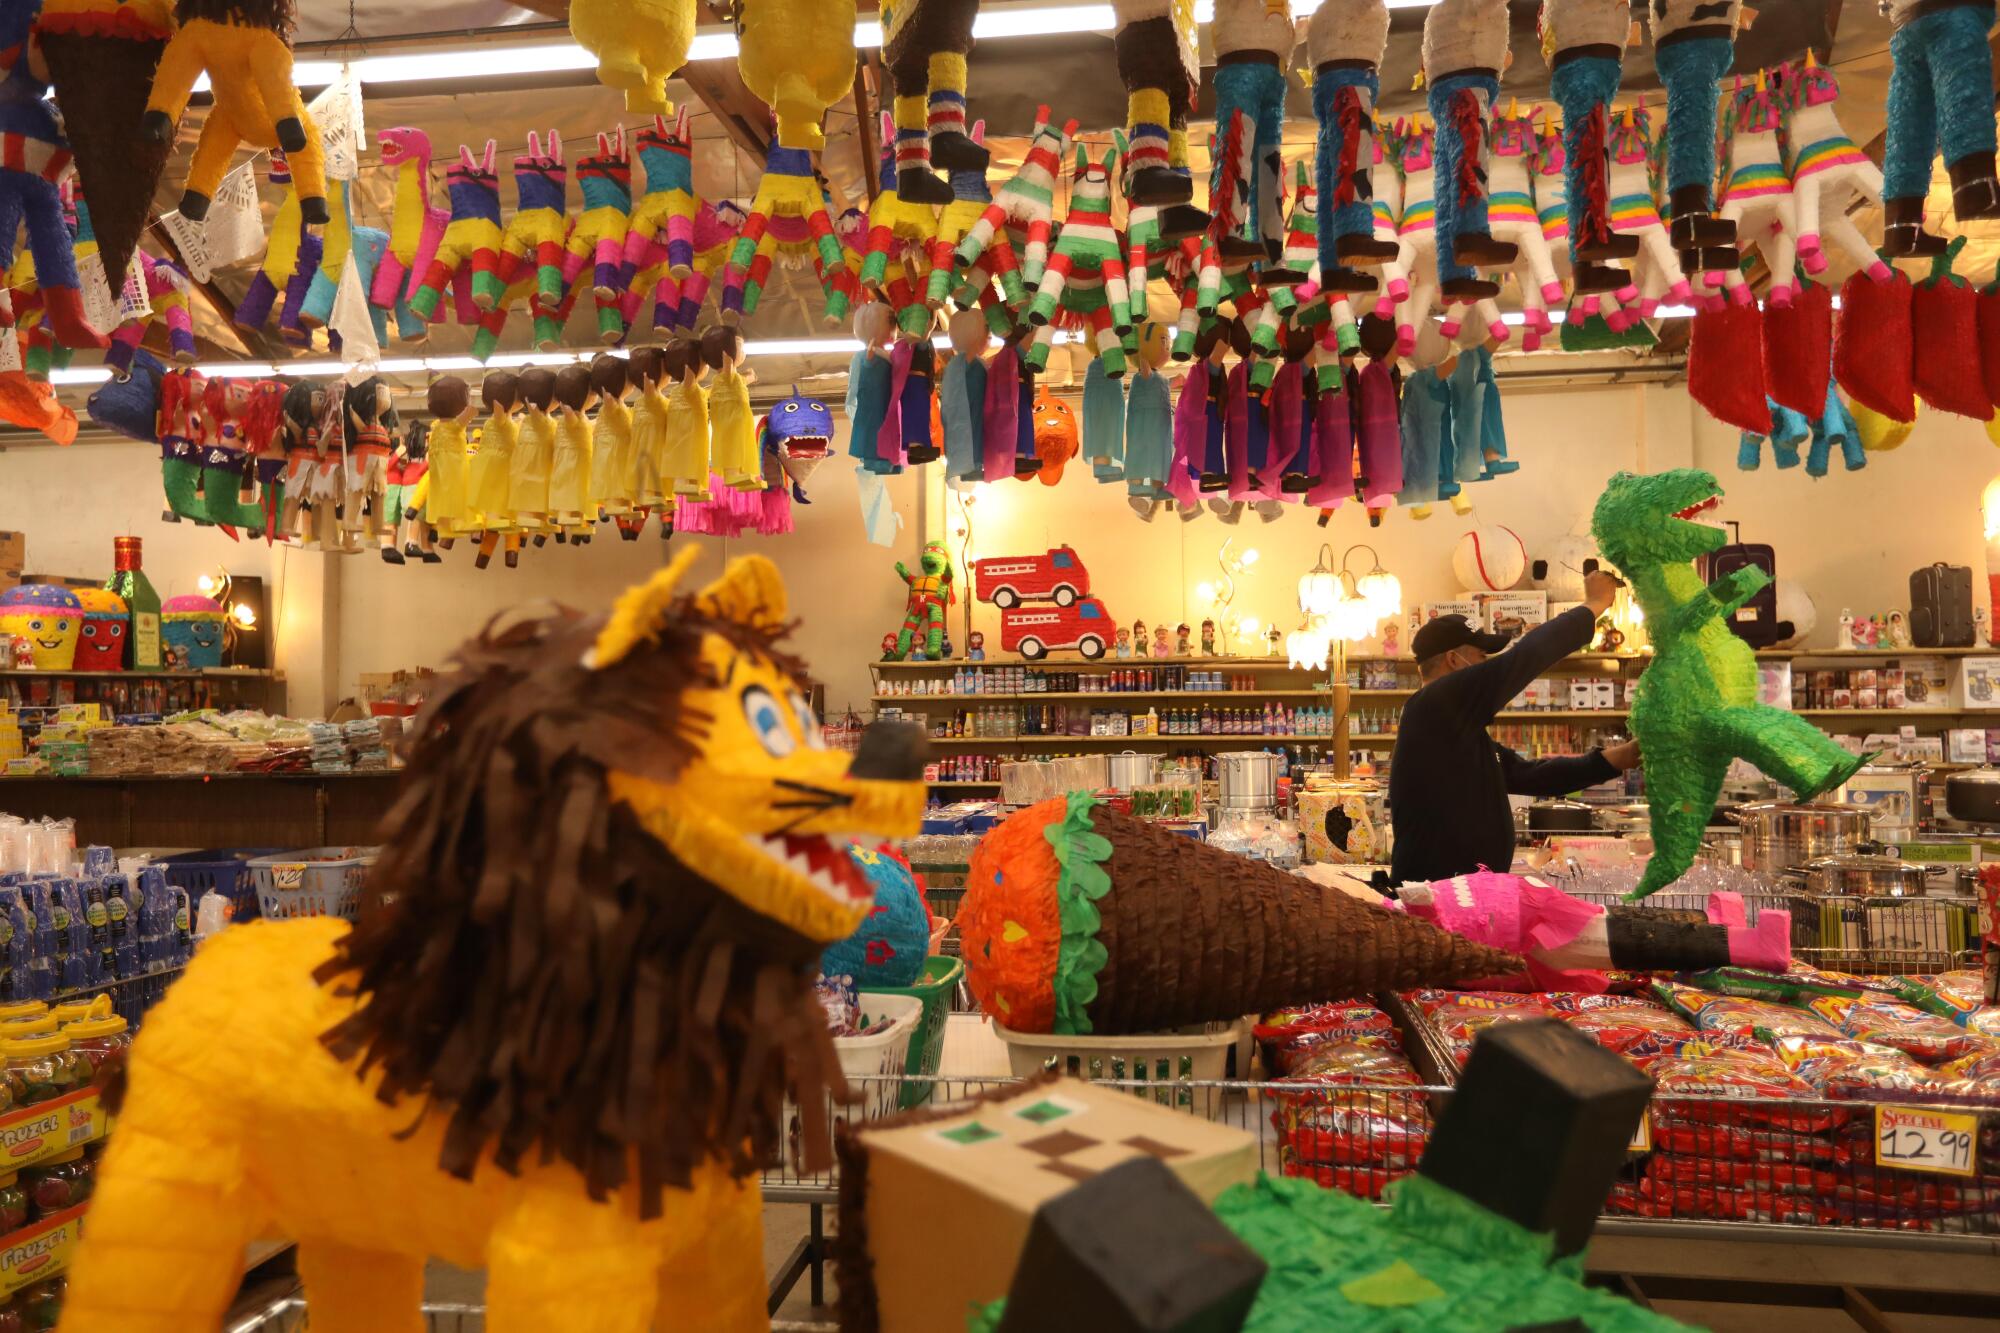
[[1044, 790, 1113, 1036]]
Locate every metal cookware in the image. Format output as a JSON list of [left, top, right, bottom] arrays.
[[1217, 751, 1281, 812], [1105, 750, 1160, 791], [1944, 766, 2000, 827], [1800, 854, 1931, 899], [1527, 799, 1597, 833], [1731, 802, 1872, 876]]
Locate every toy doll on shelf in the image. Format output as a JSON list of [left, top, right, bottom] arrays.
[[1201, 618, 1217, 655], [1133, 618, 1149, 653], [1176, 623, 1192, 654], [1153, 624, 1172, 657], [968, 630, 986, 661], [1116, 628, 1134, 658]]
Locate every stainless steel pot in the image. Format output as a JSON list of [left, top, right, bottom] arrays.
[[1217, 751, 1280, 812], [1801, 854, 1931, 898], [1527, 799, 1597, 833], [1945, 767, 2000, 826], [1731, 802, 1872, 875], [1105, 750, 1159, 791]]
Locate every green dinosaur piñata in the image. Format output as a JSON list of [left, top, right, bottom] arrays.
[[1592, 470, 1868, 900]]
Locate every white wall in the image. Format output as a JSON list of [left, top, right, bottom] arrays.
[[8, 380, 1995, 716]]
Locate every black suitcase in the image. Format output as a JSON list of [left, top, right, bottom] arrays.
[[1909, 563, 1975, 647], [1696, 526, 1782, 647]]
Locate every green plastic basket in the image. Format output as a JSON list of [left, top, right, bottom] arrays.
[[862, 954, 965, 1108]]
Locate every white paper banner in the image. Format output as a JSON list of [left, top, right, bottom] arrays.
[[205, 163, 267, 270], [117, 260, 152, 325], [156, 209, 212, 284], [331, 258, 380, 372], [0, 325, 20, 376], [308, 68, 365, 183], [75, 251, 121, 337]]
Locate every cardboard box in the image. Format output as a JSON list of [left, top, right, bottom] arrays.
[[1298, 786, 1384, 864], [0, 532, 22, 592], [1474, 591, 1548, 638], [1591, 678, 1616, 710], [1949, 729, 1989, 765], [1949, 659, 2000, 710], [847, 1077, 1257, 1333], [1420, 599, 1482, 629], [1757, 662, 1793, 710], [1568, 679, 1594, 710]]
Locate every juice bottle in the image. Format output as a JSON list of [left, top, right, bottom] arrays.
[[106, 537, 162, 671]]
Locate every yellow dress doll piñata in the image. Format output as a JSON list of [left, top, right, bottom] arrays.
[[60, 551, 929, 1333]]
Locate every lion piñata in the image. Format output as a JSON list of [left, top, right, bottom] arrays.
[[60, 550, 929, 1333]]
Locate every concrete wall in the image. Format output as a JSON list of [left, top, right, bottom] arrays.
[[6, 381, 1994, 717]]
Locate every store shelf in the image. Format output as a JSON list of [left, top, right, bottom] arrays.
[[1796, 708, 1972, 718], [926, 734, 1329, 746], [0, 770, 399, 845], [1349, 688, 1416, 696], [876, 690, 1336, 704], [928, 780, 1000, 788], [1495, 710, 1630, 720], [876, 656, 1311, 670], [0, 667, 279, 680]]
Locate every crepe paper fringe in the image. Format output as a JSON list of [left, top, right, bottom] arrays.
[[1762, 280, 1833, 417], [1045, 791, 1115, 1036], [1448, 88, 1486, 210], [1833, 268, 1916, 423], [1688, 302, 1772, 435], [1912, 238, 1990, 420]]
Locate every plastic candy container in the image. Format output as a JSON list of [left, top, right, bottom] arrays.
[[0, 1015, 57, 1042], [47, 999, 96, 1027], [0, 1294, 20, 1333], [0, 1002, 44, 1025], [23, 1149, 90, 1219], [0, 1171, 26, 1233], [61, 1002, 129, 1080], [1, 1036, 84, 1107], [15, 1277, 62, 1332]]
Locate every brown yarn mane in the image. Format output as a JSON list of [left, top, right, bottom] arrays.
[[316, 595, 830, 1219], [176, 0, 296, 34]]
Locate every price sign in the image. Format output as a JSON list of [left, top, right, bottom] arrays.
[[1874, 1106, 1980, 1177]]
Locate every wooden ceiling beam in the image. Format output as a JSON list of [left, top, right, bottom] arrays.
[[686, 0, 774, 163], [509, 0, 570, 18]]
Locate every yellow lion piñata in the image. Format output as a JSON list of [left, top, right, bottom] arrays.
[[60, 550, 928, 1333]]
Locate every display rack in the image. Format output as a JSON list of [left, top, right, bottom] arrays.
[[0, 666, 286, 716], [0, 772, 398, 846], [870, 655, 1354, 783]]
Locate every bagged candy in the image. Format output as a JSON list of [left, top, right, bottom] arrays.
[[1648, 1044, 1842, 1133], [1768, 1034, 1958, 1104], [813, 973, 861, 1035], [1278, 1160, 1409, 1200], [1559, 1000, 1700, 1069], [1804, 993, 1993, 1065], [1254, 1001, 1398, 1074], [1645, 1152, 1834, 1194], [1654, 981, 1841, 1043]]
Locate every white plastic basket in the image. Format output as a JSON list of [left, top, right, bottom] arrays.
[[781, 994, 925, 1173], [994, 1020, 1244, 1119]]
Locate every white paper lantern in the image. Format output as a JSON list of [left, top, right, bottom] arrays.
[[1773, 579, 1817, 648], [1452, 526, 1526, 592]]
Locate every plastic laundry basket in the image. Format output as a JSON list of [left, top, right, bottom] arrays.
[[781, 994, 924, 1175], [862, 955, 966, 1108], [154, 848, 286, 922], [247, 848, 377, 922], [994, 1020, 1243, 1119]]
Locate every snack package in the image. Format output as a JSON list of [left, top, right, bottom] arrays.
[[1767, 1034, 1964, 1104], [1411, 990, 1555, 1066], [814, 972, 861, 1034], [1803, 993, 1994, 1066], [1254, 1000, 1399, 1074], [1646, 1043, 1842, 1132], [1550, 995, 1700, 1068], [1653, 980, 1843, 1043], [1623, 1178, 1837, 1225], [1272, 1039, 1431, 1177], [1644, 1152, 1834, 1194]]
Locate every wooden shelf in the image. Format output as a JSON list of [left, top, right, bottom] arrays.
[[876, 689, 1335, 704], [0, 667, 278, 680], [876, 656, 1313, 671], [1494, 710, 1631, 720], [928, 780, 1000, 787], [923, 734, 1329, 746]]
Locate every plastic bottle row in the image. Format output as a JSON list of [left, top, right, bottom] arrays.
[[913, 704, 1346, 739], [883, 665, 1278, 696], [0, 862, 192, 1005]]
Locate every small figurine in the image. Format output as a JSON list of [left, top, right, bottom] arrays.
[[939, 631, 955, 659], [1838, 607, 1855, 650], [1153, 625, 1172, 657], [1176, 623, 1192, 655], [1267, 626, 1283, 656], [1116, 627, 1134, 658], [1201, 618, 1217, 656], [1382, 621, 1401, 657], [910, 647, 929, 661], [881, 632, 901, 661], [1133, 619, 1148, 651], [968, 629, 986, 661], [1978, 607, 1992, 649], [1873, 615, 1891, 649]]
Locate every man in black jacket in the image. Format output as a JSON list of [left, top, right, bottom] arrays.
[[1389, 570, 1640, 885]]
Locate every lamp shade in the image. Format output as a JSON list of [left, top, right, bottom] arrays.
[[1357, 568, 1402, 618], [1298, 568, 1339, 617]]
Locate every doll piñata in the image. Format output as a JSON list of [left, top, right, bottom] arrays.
[[584, 354, 636, 524], [33, 0, 173, 295], [547, 363, 597, 538], [623, 108, 697, 284], [421, 376, 474, 540], [962, 797, 1515, 1034], [1113, 0, 1206, 234], [342, 376, 399, 541], [954, 105, 1075, 295], [941, 307, 989, 481], [624, 345, 669, 518], [370, 127, 449, 341], [1592, 471, 1867, 898], [462, 373, 517, 566], [60, 552, 929, 1333], [705, 324, 763, 491], [106, 253, 195, 380], [727, 138, 852, 320], [510, 366, 560, 536], [1210, 0, 1297, 262], [1779, 55, 1889, 281], [1880, 0, 2000, 254], [894, 541, 955, 658], [880, 0, 984, 205], [0, 4, 108, 350], [1715, 74, 1799, 309], [410, 141, 504, 319], [1308, 0, 1398, 293], [568, 0, 692, 114], [1647, 0, 1743, 270], [1421, 0, 1517, 297], [662, 336, 713, 498], [736, 0, 855, 151], [1539, 0, 1643, 293], [141, 0, 328, 225]]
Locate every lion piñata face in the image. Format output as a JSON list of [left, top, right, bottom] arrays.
[[599, 552, 927, 944]]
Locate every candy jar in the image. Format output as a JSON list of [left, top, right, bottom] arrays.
[[2, 1036, 83, 1107], [0, 1015, 57, 1044], [16, 1278, 60, 1333], [47, 998, 98, 1027], [23, 1149, 91, 1219], [0, 1171, 25, 1233], [0, 1003, 44, 1026], [61, 1004, 129, 1081], [0, 1294, 21, 1333]]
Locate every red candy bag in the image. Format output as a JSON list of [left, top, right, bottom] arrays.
[[1834, 267, 1915, 422], [1911, 238, 1989, 420], [1762, 279, 1833, 416], [1688, 300, 1772, 433], [1977, 284, 2000, 413]]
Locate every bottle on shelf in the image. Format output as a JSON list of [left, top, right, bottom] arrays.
[[107, 537, 163, 671]]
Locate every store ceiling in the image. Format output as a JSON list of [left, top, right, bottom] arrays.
[[67, 0, 1987, 404]]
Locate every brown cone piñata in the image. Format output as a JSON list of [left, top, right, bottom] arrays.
[[960, 797, 1522, 1034]]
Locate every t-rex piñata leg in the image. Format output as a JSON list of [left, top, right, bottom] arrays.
[[1210, 0, 1295, 262]]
